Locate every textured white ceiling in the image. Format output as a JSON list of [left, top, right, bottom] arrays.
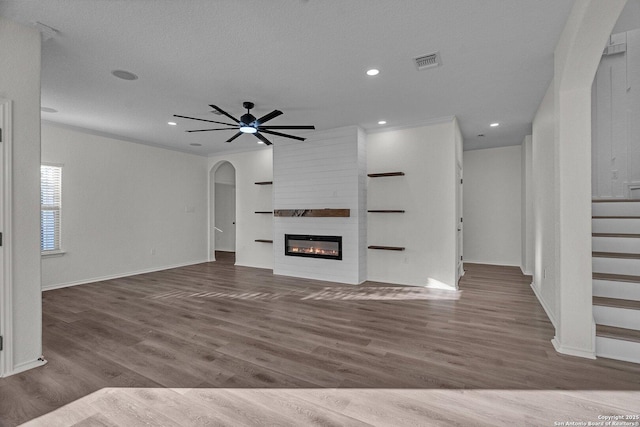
[[0, 0, 576, 155]]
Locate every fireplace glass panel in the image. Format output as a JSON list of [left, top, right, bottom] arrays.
[[284, 234, 342, 260]]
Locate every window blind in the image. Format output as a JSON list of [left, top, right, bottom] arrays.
[[41, 165, 62, 252]]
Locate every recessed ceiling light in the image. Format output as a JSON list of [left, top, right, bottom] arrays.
[[377, 120, 387, 125], [41, 107, 58, 113], [490, 122, 500, 127], [257, 140, 264, 144], [366, 69, 380, 76], [111, 69, 138, 81], [168, 122, 177, 126], [189, 143, 202, 147]]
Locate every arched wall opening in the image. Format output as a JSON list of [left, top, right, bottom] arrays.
[[209, 161, 236, 262]]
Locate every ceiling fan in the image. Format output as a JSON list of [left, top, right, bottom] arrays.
[[174, 102, 315, 146]]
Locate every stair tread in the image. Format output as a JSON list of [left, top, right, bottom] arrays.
[[596, 325, 640, 344], [592, 251, 640, 259], [593, 233, 640, 238], [593, 296, 640, 310], [593, 272, 640, 283], [593, 199, 640, 203], [592, 216, 640, 219]]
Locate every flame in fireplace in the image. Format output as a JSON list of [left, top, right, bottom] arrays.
[[290, 246, 339, 256]]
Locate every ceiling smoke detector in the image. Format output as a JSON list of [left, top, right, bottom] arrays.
[[414, 52, 442, 70]]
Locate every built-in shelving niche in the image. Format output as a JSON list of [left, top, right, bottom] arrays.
[[255, 180, 273, 242], [367, 171, 405, 251]]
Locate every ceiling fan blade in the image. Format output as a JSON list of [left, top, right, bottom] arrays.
[[173, 114, 235, 126], [209, 105, 240, 124], [256, 110, 283, 125], [260, 129, 306, 141], [254, 132, 272, 146], [259, 125, 315, 130], [226, 132, 243, 143], [186, 128, 238, 133]]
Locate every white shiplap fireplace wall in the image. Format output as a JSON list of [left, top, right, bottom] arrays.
[[273, 126, 367, 284]]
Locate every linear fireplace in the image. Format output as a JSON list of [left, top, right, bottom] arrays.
[[284, 234, 342, 260]]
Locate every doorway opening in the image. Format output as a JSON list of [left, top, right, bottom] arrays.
[[209, 161, 236, 263]]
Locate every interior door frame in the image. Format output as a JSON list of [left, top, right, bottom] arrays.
[[456, 162, 464, 283], [0, 99, 14, 377]]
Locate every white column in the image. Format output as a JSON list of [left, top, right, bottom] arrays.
[[551, 0, 627, 358]]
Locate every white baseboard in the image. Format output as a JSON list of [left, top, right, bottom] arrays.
[[530, 282, 557, 328], [3, 358, 47, 377], [42, 259, 209, 292], [552, 336, 596, 359]]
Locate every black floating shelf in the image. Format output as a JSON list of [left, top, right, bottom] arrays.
[[255, 239, 273, 243], [368, 172, 405, 178], [254, 211, 273, 214], [368, 245, 405, 251], [255, 181, 273, 185], [368, 210, 405, 213]]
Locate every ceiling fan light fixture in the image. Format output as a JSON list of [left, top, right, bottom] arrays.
[[240, 126, 258, 134]]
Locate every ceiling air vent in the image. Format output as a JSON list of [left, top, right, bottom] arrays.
[[414, 52, 441, 70]]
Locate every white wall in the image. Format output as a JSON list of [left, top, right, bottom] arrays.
[[0, 17, 44, 376], [529, 0, 626, 359], [273, 126, 367, 285], [207, 148, 273, 269], [592, 29, 640, 199], [40, 123, 209, 289], [367, 120, 458, 289], [463, 145, 522, 267], [532, 83, 558, 325], [521, 135, 534, 275], [552, 0, 626, 359]]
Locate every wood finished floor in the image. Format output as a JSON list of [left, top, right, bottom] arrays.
[[1, 254, 640, 426]]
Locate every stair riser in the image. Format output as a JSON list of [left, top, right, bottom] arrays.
[[592, 236, 640, 253], [592, 202, 640, 217], [592, 218, 640, 234], [596, 336, 640, 364], [593, 305, 640, 330], [593, 257, 640, 276], [593, 279, 640, 301]]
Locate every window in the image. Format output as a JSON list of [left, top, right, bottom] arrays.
[[41, 165, 62, 254]]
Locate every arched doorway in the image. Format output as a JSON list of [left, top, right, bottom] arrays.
[[210, 161, 236, 263]]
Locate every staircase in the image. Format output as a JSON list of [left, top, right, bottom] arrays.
[[592, 199, 640, 364]]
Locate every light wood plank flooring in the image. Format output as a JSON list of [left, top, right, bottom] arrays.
[[1, 256, 639, 426]]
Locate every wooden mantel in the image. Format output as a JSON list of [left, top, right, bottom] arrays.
[[273, 209, 350, 218]]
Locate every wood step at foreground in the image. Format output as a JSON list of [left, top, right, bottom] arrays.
[[593, 233, 640, 238], [592, 251, 640, 259], [596, 325, 640, 344], [593, 296, 640, 310], [593, 272, 640, 283]]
